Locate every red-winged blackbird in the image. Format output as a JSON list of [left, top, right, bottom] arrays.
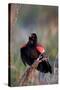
[[20, 33, 52, 73]]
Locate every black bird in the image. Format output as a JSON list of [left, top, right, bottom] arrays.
[[20, 33, 52, 73]]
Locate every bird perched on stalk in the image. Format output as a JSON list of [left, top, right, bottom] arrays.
[[20, 33, 52, 73]]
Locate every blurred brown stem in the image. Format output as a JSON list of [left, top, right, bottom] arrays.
[[19, 59, 41, 86]]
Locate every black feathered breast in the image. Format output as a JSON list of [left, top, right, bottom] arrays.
[[20, 44, 52, 73]]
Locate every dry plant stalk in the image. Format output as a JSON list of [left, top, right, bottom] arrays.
[[19, 59, 41, 86]]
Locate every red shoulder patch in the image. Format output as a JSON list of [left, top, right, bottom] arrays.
[[36, 45, 45, 54]]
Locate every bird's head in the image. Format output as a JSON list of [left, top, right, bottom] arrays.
[[29, 33, 37, 47]]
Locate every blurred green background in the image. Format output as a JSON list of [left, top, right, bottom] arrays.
[[9, 4, 58, 86]]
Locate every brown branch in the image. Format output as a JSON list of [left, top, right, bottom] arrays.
[[19, 59, 41, 86]]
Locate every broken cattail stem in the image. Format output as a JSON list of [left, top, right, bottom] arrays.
[[19, 58, 41, 86]]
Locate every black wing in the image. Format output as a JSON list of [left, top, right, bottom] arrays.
[[20, 47, 26, 66], [37, 52, 52, 73]]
